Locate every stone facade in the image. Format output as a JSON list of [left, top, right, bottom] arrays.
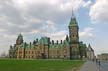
[[9, 15, 89, 60], [97, 53, 108, 60], [69, 16, 79, 59]]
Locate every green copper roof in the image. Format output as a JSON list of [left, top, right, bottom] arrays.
[[50, 44, 63, 48], [39, 37, 49, 45], [49, 40, 69, 48], [18, 37, 70, 49], [64, 40, 69, 46], [69, 17, 78, 27], [19, 43, 36, 49], [17, 34, 23, 41], [19, 43, 25, 48]]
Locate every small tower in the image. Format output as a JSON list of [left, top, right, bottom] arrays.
[[68, 11, 79, 59], [16, 33, 23, 45], [66, 35, 69, 42], [87, 44, 95, 60]]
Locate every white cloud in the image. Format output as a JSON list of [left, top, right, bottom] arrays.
[[22, 29, 39, 35], [45, 20, 55, 31], [79, 27, 94, 39], [3, 34, 16, 39], [46, 20, 55, 25], [44, 30, 67, 41], [36, 20, 56, 33], [0, 15, 7, 21], [0, 28, 6, 32], [83, 0, 92, 8], [29, 18, 42, 24], [60, 0, 85, 11], [12, 0, 90, 13], [90, 0, 108, 23], [18, 17, 42, 28]]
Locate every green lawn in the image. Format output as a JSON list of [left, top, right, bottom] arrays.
[[0, 59, 84, 71]]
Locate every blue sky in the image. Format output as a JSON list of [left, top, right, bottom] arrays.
[[0, 0, 108, 56]]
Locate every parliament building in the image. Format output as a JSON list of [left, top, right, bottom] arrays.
[[9, 13, 93, 60]]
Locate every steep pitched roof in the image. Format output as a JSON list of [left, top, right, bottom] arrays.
[[87, 44, 94, 51], [39, 37, 49, 45], [69, 11, 78, 27], [17, 33, 23, 41]]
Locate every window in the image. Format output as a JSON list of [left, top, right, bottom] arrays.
[[57, 51, 59, 54], [32, 51, 34, 54], [19, 51, 22, 54], [38, 51, 40, 54], [26, 51, 27, 54], [64, 50, 67, 53]]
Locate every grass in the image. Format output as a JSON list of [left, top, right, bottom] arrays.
[[0, 59, 84, 71]]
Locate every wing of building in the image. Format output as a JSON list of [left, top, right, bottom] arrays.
[[97, 53, 108, 60], [86, 44, 95, 60], [9, 13, 94, 60]]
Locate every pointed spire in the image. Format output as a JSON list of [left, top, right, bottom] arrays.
[[18, 33, 23, 38], [71, 8, 75, 19], [61, 40, 62, 44], [66, 35, 69, 42], [56, 40, 59, 44], [69, 8, 78, 27], [52, 40, 54, 44], [16, 33, 23, 45], [88, 44, 94, 51], [33, 40, 36, 45]]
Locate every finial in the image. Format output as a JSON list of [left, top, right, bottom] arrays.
[[19, 32, 21, 36], [71, 7, 75, 18]]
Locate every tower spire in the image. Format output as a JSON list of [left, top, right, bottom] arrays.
[[69, 8, 78, 27], [71, 7, 75, 19], [16, 33, 23, 45], [68, 6, 79, 59]]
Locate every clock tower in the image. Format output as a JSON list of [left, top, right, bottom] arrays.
[[68, 12, 79, 59]]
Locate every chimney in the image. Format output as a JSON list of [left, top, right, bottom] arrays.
[[36, 38, 38, 42], [61, 40, 62, 44], [52, 40, 54, 44], [56, 40, 58, 45]]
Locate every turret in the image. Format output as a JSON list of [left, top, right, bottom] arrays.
[[33, 40, 36, 45], [10, 45, 13, 49], [66, 35, 69, 42], [56, 40, 59, 45], [36, 38, 38, 43], [52, 40, 54, 44], [61, 40, 62, 44], [68, 11, 79, 59], [68, 12, 79, 43], [16, 33, 23, 45]]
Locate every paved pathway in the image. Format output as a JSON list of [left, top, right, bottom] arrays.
[[80, 61, 99, 71]]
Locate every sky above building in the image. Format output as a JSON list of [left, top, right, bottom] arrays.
[[0, 0, 108, 55]]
